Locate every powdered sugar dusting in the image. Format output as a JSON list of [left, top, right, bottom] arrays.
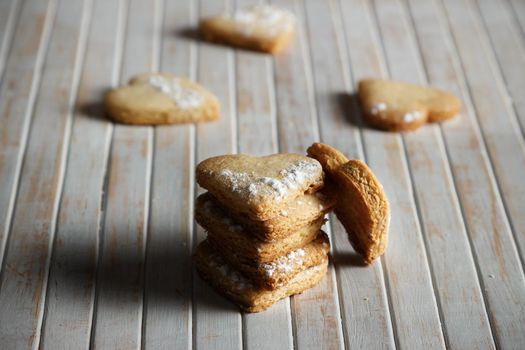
[[225, 5, 295, 36], [209, 253, 252, 291], [217, 160, 321, 202], [403, 111, 422, 122], [260, 248, 306, 277], [146, 74, 204, 109], [370, 102, 387, 115]]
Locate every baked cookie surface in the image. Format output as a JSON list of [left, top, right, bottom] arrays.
[[308, 143, 390, 264], [195, 193, 325, 262], [358, 79, 460, 131], [209, 232, 329, 290], [105, 72, 220, 125], [194, 239, 328, 313], [199, 5, 295, 53], [197, 192, 334, 242], [196, 154, 324, 221]]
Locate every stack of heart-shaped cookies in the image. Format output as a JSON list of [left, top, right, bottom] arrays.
[[193, 154, 335, 312]]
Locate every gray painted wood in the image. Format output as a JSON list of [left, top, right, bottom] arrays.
[[142, 1, 195, 349], [339, 0, 446, 348], [272, 1, 345, 349], [373, 0, 495, 348], [193, 1, 242, 349], [475, 0, 525, 259], [304, 0, 395, 348], [411, 0, 525, 347], [0, 0, 19, 79], [0, 0, 91, 348], [0, 0, 55, 270], [40, 0, 121, 348], [90, 0, 157, 348]]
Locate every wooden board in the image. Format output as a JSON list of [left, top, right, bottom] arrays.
[[0, 0, 524, 348]]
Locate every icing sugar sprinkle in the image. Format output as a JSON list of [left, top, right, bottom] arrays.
[[147, 75, 203, 109], [403, 111, 422, 122], [210, 257, 252, 291], [261, 248, 306, 277], [227, 5, 295, 36], [370, 102, 387, 115], [218, 160, 320, 202]]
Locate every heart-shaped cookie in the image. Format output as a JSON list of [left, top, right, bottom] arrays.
[[196, 154, 324, 221], [358, 79, 460, 131], [308, 143, 390, 264], [199, 5, 295, 53], [105, 72, 220, 125]]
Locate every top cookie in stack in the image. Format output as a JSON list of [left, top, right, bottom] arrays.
[[194, 154, 334, 312]]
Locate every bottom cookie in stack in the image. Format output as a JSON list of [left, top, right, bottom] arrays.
[[194, 239, 329, 313]]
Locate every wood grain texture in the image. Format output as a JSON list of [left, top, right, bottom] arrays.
[[272, 1, 345, 349], [441, 0, 525, 267], [0, 0, 20, 78], [0, 0, 55, 271], [193, 1, 242, 349], [40, 0, 120, 348], [339, 0, 446, 348], [475, 0, 525, 260], [304, 1, 395, 348], [90, 0, 156, 348], [234, 1, 294, 348], [142, 1, 195, 349], [410, 0, 525, 347], [372, 0, 495, 348], [0, 0, 91, 348]]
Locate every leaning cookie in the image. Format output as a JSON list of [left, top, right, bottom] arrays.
[[307, 143, 390, 264], [358, 79, 460, 131], [194, 239, 328, 313], [199, 5, 295, 53], [105, 72, 220, 125]]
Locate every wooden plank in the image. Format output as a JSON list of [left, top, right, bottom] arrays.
[[39, 0, 122, 348], [0, 0, 20, 78], [193, 1, 242, 349], [303, 1, 395, 349], [0, 0, 92, 347], [372, 0, 495, 348], [142, 1, 195, 349], [441, 0, 525, 266], [475, 0, 525, 258], [338, 0, 446, 348], [0, 0, 55, 269], [409, 0, 525, 347], [271, 1, 345, 349], [508, 0, 525, 40], [90, 0, 157, 348], [234, 1, 293, 348]]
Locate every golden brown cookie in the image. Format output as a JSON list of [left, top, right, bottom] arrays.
[[105, 72, 220, 125], [197, 192, 334, 242], [199, 5, 295, 53], [194, 239, 328, 313], [209, 232, 329, 290], [196, 154, 324, 221], [358, 79, 461, 131], [195, 194, 325, 262], [308, 143, 390, 264]]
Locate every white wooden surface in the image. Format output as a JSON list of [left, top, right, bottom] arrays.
[[0, 0, 524, 349]]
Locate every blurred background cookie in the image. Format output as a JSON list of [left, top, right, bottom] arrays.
[[105, 72, 220, 125], [358, 79, 461, 131], [199, 5, 295, 53]]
